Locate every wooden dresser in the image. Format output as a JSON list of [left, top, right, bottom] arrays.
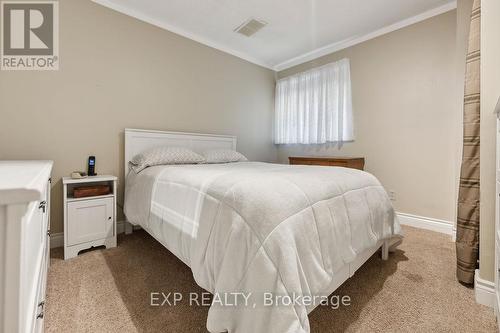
[[289, 156, 365, 170]]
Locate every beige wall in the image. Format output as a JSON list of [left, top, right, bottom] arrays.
[[0, 0, 277, 234], [277, 11, 459, 223], [479, 0, 500, 283]]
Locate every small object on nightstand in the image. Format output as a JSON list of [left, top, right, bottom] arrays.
[[62, 174, 117, 260], [70, 171, 87, 179]]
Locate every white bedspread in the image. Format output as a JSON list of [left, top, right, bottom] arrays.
[[124, 162, 401, 333]]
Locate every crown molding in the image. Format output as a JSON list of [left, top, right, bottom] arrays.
[[273, 0, 457, 72], [92, 0, 457, 73], [91, 0, 274, 70]]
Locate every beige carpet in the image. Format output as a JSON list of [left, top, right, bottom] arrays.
[[45, 226, 497, 332]]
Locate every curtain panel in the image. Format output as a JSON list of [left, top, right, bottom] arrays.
[[274, 58, 354, 144], [456, 0, 481, 285]]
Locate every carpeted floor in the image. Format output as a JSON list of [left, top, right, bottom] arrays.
[[45, 226, 497, 332]]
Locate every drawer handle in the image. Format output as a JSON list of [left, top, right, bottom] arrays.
[[39, 201, 47, 213], [108, 217, 112, 220], [36, 301, 45, 319]]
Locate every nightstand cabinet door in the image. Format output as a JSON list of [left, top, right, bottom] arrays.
[[67, 197, 114, 246]]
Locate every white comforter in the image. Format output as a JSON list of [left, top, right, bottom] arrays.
[[124, 162, 401, 333]]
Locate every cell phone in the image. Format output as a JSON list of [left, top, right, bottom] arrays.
[[88, 156, 96, 176]]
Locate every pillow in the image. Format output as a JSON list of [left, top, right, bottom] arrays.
[[129, 147, 205, 173], [203, 149, 248, 164]]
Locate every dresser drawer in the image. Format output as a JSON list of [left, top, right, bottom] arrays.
[[21, 199, 49, 333], [33, 242, 48, 333], [24, 201, 45, 290]]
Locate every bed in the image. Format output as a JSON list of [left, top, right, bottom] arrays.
[[123, 128, 402, 333]]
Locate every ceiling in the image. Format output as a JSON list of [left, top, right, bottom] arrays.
[[93, 0, 457, 71]]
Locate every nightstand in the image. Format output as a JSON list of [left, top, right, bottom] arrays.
[[62, 175, 117, 260]]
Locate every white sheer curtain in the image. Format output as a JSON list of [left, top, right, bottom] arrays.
[[274, 58, 353, 144]]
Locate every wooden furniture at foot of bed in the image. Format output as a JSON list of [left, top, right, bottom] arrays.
[[288, 156, 365, 170]]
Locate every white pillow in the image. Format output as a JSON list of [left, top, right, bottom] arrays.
[[203, 149, 248, 164], [129, 147, 205, 173]]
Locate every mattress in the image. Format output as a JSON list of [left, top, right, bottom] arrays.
[[124, 161, 402, 333]]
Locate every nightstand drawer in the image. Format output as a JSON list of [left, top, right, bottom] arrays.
[[67, 197, 114, 246]]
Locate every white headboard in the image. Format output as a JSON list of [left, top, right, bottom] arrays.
[[124, 128, 237, 176]]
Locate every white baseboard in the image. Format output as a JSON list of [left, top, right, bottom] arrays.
[[50, 232, 64, 248], [117, 220, 125, 234], [474, 269, 495, 308], [396, 212, 454, 236], [50, 220, 126, 249]]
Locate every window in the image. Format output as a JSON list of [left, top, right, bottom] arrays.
[[274, 58, 354, 144]]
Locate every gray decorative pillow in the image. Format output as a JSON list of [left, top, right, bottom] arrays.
[[203, 149, 248, 164], [129, 147, 205, 173]]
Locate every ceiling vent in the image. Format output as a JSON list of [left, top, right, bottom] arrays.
[[234, 19, 267, 37]]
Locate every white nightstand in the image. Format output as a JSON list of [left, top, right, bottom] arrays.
[[62, 175, 117, 260]]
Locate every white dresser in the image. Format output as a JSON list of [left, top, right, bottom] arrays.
[[0, 161, 53, 333]]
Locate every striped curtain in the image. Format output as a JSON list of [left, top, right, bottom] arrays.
[[456, 0, 481, 285]]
